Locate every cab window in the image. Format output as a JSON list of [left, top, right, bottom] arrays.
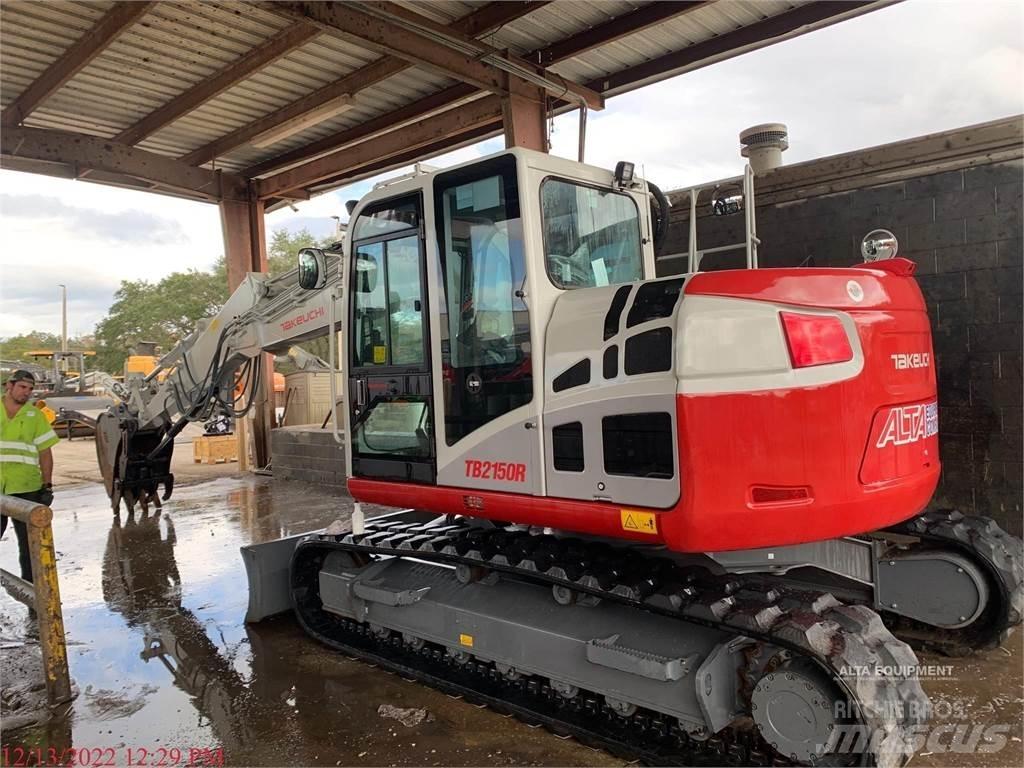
[[541, 179, 643, 289]]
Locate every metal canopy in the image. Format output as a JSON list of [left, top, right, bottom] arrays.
[[1, 0, 894, 204]]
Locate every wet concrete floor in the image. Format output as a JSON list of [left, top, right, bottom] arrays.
[[1, 475, 1021, 766], [1, 477, 620, 767]]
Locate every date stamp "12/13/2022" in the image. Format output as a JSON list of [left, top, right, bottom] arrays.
[[1, 746, 225, 767]]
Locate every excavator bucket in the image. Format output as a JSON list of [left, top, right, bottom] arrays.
[[95, 410, 175, 514]]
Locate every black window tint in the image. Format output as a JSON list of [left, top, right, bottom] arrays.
[[553, 359, 591, 392], [626, 278, 683, 328], [624, 327, 673, 375], [434, 155, 532, 445], [603, 345, 618, 379], [552, 422, 584, 472], [604, 284, 632, 340], [602, 412, 673, 478]]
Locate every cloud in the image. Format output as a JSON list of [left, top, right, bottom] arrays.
[[0, 193, 188, 245], [1, 0, 1020, 341], [0, 266, 117, 338]]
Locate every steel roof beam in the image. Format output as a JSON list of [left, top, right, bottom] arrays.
[[1, 2, 155, 128], [113, 23, 322, 146], [1, 127, 248, 203], [537, 1, 711, 65], [243, 84, 484, 178], [241, 0, 707, 179], [271, 2, 601, 109], [256, 96, 504, 199], [590, 0, 884, 96], [303, 120, 503, 198], [181, 1, 545, 167], [256, 0, 893, 198]]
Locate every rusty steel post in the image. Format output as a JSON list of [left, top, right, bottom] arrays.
[[0, 494, 72, 706]]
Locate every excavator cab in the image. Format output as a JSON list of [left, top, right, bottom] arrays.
[[339, 150, 659, 501]]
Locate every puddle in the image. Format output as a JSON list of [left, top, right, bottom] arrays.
[[1, 477, 619, 766]]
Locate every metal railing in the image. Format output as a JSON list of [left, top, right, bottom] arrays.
[[662, 164, 761, 273], [0, 494, 72, 706]]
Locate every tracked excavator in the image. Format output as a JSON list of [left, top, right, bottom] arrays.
[[95, 148, 1023, 767]]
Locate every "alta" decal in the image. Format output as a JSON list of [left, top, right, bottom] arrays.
[[876, 401, 938, 448]]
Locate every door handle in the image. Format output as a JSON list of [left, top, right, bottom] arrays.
[[355, 378, 367, 408]]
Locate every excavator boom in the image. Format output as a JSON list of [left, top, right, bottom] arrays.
[[96, 255, 342, 513]]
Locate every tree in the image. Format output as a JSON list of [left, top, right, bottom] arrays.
[[0, 331, 64, 361], [267, 227, 331, 276], [90, 229, 334, 373], [93, 269, 228, 373]]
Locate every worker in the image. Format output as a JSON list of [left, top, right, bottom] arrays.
[[1, 370, 59, 582]]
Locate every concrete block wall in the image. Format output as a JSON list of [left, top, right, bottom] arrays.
[[659, 140, 1022, 534], [271, 426, 347, 491]]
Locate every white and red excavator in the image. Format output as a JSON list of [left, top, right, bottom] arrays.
[[96, 148, 1022, 768]]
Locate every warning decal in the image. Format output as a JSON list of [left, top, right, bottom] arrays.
[[620, 509, 658, 535], [459, 633, 474, 648]]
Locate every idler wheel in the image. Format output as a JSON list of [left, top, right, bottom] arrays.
[[750, 662, 842, 764]]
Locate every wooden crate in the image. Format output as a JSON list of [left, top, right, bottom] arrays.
[[193, 434, 238, 464]]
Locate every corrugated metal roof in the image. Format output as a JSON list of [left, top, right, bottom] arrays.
[[0, 0, 891, 195]]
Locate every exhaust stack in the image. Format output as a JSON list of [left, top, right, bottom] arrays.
[[740, 123, 788, 173]]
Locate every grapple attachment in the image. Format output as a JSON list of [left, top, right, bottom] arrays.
[[95, 409, 175, 514]]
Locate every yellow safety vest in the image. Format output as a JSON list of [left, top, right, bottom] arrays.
[[0, 403, 59, 494]]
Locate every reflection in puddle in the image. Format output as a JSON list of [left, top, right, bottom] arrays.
[[0, 477, 625, 767]]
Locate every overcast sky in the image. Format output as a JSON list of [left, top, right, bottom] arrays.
[[1, 0, 1021, 339]]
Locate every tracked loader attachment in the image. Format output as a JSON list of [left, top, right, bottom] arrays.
[[96, 408, 174, 514]]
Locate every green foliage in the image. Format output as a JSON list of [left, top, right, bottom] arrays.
[[93, 269, 228, 373], [267, 227, 331, 276], [0, 331, 89, 361], [90, 229, 334, 373]]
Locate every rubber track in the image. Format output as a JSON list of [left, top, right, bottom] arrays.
[[883, 510, 1024, 655], [291, 517, 930, 767]]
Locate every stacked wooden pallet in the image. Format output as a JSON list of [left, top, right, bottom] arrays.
[[193, 434, 238, 464]]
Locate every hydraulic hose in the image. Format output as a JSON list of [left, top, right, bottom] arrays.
[[648, 181, 671, 257]]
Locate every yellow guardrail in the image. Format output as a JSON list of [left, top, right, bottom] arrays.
[[0, 494, 72, 706]]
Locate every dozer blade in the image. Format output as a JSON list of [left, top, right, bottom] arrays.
[[95, 410, 175, 515]]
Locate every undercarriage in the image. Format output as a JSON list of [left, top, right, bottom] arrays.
[[246, 506, 1021, 767]]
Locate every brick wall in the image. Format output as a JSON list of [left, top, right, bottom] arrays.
[[660, 146, 1022, 534]]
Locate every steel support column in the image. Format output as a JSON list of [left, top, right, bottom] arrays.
[[501, 74, 547, 152], [219, 195, 273, 470]]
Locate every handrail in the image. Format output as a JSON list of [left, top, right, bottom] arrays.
[[327, 288, 344, 444], [674, 163, 760, 273], [0, 494, 72, 706]]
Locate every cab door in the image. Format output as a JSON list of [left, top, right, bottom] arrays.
[[348, 194, 435, 484]]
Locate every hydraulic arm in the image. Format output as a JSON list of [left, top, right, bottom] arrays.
[[96, 255, 341, 513]]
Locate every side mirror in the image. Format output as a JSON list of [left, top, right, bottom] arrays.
[[354, 252, 379, 293], [297, 248, 327, 290], [710, 181, 743, 216]]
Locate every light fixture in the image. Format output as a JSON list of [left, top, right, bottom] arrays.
[[614, 161, 635, 186], [251, 95, 354, 148]]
